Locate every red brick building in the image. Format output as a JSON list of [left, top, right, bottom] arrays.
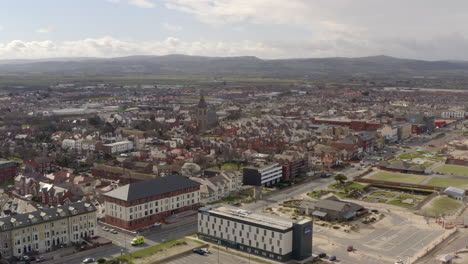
[[103, 175, 200, 230], [0, 160, 17, 184]]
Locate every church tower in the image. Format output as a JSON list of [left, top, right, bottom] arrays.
[[195, 94, 208, 133]]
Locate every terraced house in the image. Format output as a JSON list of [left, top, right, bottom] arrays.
[[0, 201, 97, 259]]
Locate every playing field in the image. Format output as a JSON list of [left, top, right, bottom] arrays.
[[434, 164, 468, 176], [368, 171, 427, 184], [426, 177, 468, 189], [420, 195, 463, 217]]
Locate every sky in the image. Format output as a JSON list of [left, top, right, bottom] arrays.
[[1, 0, 468, 60]]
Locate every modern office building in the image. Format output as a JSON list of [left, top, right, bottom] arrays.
[[243, 163, 283, 186], [0, 201, 97, 259], [197, 204, 312, 262], [104, 175, 201, 230]]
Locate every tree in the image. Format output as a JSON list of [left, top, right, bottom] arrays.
[[334, 174, 347, 185]]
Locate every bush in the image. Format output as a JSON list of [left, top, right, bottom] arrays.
[[97, 258, 106, 264]]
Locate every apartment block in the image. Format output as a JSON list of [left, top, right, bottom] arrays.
[[104, 175, 200, 230]]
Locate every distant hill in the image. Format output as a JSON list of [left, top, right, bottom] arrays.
[[1, 54, 468, 78]]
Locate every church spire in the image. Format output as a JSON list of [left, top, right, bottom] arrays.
[[198, 93, 207, 108]]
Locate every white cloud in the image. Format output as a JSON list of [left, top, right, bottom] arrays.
[[0, 25, 3, 31], [2, 34, 468, 60], [0, 36, 282, 59], [106, 0, 155, 8], [162, 23, 182, 32], [36, 27, 54, 34]]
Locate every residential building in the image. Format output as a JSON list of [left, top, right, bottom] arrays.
[[0, 201, 96, 258], [197, 204, 312, 262], [243, 163, 283, 187], [0, 160, 17, 184], [101, 141, 134, 155], [103, 175, 201, 230], [193, 170, 242, 204], [24, 158, 53, 174]]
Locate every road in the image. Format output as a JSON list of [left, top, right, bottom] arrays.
[[244, 166, 362, 212], [48, 219, 197, 264]]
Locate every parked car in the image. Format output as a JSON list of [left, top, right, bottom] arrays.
[[36, 256, 45, 262], [110, 229, 118, 234], [394, 261, 404, 264], [192, 248, 206, 255], [29, 256, 36, 261], [329, 256, 337, 261], [318, 253, 327, 258], [102, 227, 109, 231], [82, 258, 95, 263]]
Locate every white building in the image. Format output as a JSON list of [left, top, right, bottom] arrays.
[[193, 171, 243, 204], [61, 139, 76, 149], [243, 163, 283, 187], [0, 201, 97, 258], [102, 141, 134, 155], [441, 111, 468, 119], [198, 205, 312, 262]]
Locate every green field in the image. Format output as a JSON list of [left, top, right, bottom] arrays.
[[434, 164, 468, 176], [368, 171, 427, 184], [421, 196, 463, 217], [426, 177, 468, 189]]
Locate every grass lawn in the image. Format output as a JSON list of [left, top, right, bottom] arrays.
[[328, 182, 367, 191], [388, 200, 414, 207], [398, 151, 429, 160], [368, 171, 426, 184], [421, 196, 463, 217], [426, 177, 468, 189], [434, 164, 468, 176], [108, 238, 203, 264]]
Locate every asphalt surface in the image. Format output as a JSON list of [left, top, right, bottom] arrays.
[[47, 219, 197, 264]]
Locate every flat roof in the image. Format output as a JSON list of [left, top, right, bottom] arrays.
[[201, 204, 305, 231]]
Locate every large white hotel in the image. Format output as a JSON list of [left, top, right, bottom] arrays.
[[197, 204, 312, 262]]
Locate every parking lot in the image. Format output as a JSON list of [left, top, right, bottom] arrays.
[[168, 250, 269, 264], [313, 211, 447, 264]]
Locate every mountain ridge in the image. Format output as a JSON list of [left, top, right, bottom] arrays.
[[1, 54, 468, 78]]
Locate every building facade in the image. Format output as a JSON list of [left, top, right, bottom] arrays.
[[0, 201, 96, 259], [103, 175, 201, 230], [197, 205, 312, 262], [0, 160, 17, 184], [101, 141, 134, 155], [243, 163, 283, 187], [194, 95, 208, 134]]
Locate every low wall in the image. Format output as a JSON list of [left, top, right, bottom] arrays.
[[355, 178, 444, 192], [446, 158, 468, 166]]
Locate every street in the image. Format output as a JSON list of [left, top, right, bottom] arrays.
[[48, 219, 197, 264]]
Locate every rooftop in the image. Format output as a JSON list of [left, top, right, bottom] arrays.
[[104, 175, 200, 201], [0, 201, 96, 232], [200, 204, 307, 230]]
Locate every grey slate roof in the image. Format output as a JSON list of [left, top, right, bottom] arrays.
[[0, 201, 96, 232], [104, 175, 201, 201]]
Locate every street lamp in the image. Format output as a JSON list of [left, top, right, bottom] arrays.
[[217, 240, 221, 264]]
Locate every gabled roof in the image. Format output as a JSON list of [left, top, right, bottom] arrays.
[[0, 201, 95, 231], [408, 165, 425, 172], [386, 160, 410, 170], [104, 175, 200, 201]]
